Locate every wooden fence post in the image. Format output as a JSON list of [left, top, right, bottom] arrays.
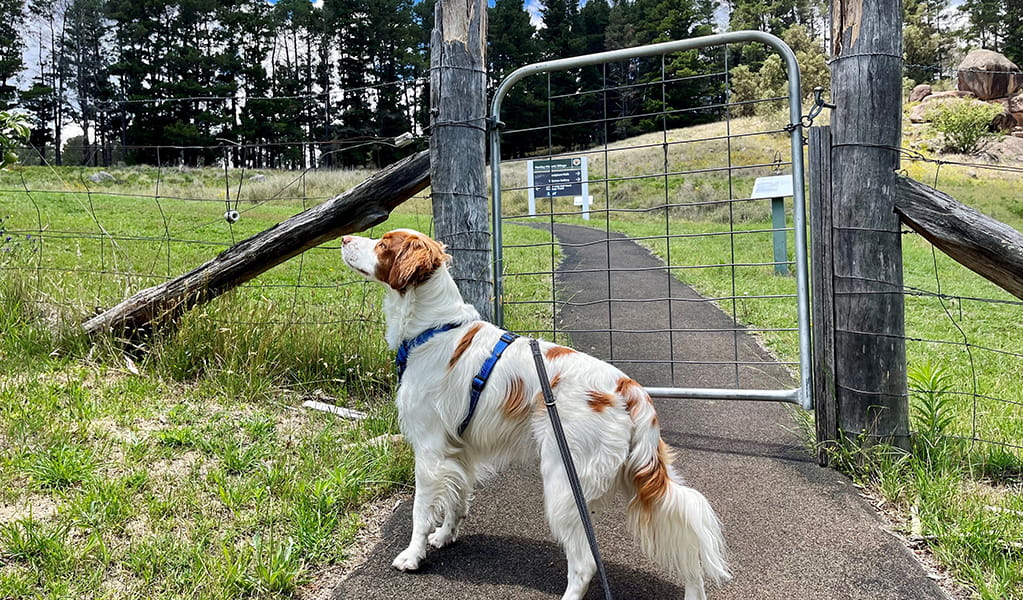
[[829, 0, 910, 449], [809, 126, 838, 465], [430, 0, 493, 321]]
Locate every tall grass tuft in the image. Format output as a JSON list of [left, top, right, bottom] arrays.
[[908, 361, 956, 453], [144, 287, 392, 404]]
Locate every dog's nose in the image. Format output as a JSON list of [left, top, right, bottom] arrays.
[[342, 236, 353, 246]]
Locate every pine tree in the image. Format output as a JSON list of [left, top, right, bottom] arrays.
[[604, 1, 642, 139], [574, 0, 610, 147], [0, 0, 23, 107], [20, 80, 57, 162], [489, 0, 540, 84], [488, 0, 544, 157], [538, 0, 579, 60], [537, 0, 584, 149], [63, 0, 113, 165], [725, 0, 822, 67], [632, 0, 720, 130], [363, 0, 419, 167], [25, 0, 70, 164], [903, 0, 949, 84], [959, 0, 1005, 52], [1004, 3, 1023, 66]]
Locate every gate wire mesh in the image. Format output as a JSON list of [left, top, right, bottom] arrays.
[[491, 33, 809, 404]]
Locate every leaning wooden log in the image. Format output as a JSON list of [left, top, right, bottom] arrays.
[[895, 176, 1023, 301], [83, 150, 431, 336]]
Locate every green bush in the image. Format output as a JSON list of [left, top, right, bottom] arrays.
[[727, 25, 830, 118], [0, 111, 29, 168], [926, 99, 1004, 154]]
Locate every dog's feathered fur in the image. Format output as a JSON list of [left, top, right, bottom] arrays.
[[341, 229, 730, 600]]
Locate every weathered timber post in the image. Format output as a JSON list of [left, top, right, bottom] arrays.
[[430, 0, 493, 321], [829, 0, 910, 449], [809, 126, 839, 466]]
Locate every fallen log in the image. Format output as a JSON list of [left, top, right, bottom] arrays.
[[895, 176, 1023, 301], [83, 150, 431, 336]]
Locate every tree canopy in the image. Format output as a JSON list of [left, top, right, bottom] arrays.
[[1, 0, 1005, 167]]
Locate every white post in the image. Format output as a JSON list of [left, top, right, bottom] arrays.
[[580, 156, 590, 220], [526, 159, 536, 216]]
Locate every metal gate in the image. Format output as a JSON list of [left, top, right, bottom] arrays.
[[489, 31, 812, 410]]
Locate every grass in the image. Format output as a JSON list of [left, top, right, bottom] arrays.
[[0, 164, 557, 599]]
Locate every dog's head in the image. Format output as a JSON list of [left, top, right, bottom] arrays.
[[341, 229, 450, 293]]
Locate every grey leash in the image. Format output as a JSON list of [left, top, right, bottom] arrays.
[[528, 338, 613, 600]]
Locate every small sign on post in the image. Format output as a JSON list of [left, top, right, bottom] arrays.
[[752, 174, 794, 276], [527, 156, 590, 220]]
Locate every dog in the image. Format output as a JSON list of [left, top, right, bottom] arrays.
[[341, 228, 730, 600]]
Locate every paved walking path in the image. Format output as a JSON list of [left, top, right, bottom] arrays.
[[333, 224, 948, 600]]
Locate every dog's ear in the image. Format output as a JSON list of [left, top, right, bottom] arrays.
[[387, 233, 449, 292]]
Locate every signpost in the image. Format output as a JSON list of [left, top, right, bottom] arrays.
[[752, 174, 794, 276], [527, 156, 590, 220]]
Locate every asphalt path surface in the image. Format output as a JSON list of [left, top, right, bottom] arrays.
[[334, 224, 948, 600]]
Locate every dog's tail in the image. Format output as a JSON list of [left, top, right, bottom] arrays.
[[617, 378, 731, 588]]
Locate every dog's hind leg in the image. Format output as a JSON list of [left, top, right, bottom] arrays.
[[540, 446, 596, 600]]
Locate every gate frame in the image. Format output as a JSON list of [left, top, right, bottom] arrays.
[[488, 31, 813, 411]]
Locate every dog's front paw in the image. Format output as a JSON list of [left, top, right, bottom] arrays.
[[392, 547, 424, 571], [428, 528, 457, 549]]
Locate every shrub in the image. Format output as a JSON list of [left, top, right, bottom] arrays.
[[926, 99, 1004, 154], [727, 25, 830, 118]]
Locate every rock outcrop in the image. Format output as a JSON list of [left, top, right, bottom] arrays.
[[957, 49, 1023, 101], [909, 84, 932, 103]]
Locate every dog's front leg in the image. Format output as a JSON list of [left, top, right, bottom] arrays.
[[393, 455, 446, 571], [428, 460, 472, 549]]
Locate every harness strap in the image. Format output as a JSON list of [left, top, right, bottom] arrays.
[[396, 322, 463, 381], [457, 331, 519, 436]]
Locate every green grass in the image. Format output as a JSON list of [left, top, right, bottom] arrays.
[[0, 165, 557, 599]]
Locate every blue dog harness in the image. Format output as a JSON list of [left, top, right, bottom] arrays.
[[395, 322, 462, 381], [457, 331, 519, 436], [395, 323, 519, 437]]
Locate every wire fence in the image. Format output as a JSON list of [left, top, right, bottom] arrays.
[[868, 54, 1023, 457], [895, 153, 1023, 458], [0, 123, 436, 339], [2, 49, 1020, 460]]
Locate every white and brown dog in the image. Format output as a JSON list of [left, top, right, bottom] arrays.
[[341, 228, 729, 600]]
